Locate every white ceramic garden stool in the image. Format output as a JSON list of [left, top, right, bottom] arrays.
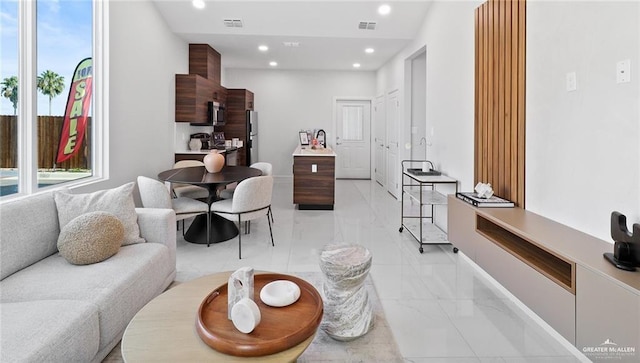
[[319, 244, 374, 341]]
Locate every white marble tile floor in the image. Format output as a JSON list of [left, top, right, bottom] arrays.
[[174, 178, 590, 362]]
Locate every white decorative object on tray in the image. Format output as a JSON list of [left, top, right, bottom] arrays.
[[227, 267, 254, 319], [260, 280, 301, 307], [230, 297, 261, 334]]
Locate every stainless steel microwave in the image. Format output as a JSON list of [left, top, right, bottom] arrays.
[[209, 101, 225, 126]]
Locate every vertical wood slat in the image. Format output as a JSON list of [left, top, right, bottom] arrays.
[[498, 0, 506, 198], [496, 1, 502, 195], [517, 0, 526, 206], [504, 0, 512, 200], [483, 4, 489, 183], [474, 0, 525, 207], [475, 8, 480, 185], [484, 2, 495, 185]]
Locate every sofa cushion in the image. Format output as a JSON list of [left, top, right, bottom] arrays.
[[0, 192, 60, 280], [0, 243, 173, 349], [57, 211, 124, 265], [0, 300, 99, 363], [54, 182, 145, 246]]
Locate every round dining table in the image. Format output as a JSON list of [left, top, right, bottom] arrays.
[[158, 165, 262, 245]]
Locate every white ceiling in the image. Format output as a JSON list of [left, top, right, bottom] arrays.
[[152, 0, 432, 71]]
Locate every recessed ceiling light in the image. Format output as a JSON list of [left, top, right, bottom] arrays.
[[353, 63, 361, 68], [258, 45, 269, 52], [378, 4, 391, 15], [269, 61, 278, 67], [365, 48, 375, 54], [192, 0, 205, 10]]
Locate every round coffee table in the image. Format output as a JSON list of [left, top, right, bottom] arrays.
[[121, 272, 316, 362]]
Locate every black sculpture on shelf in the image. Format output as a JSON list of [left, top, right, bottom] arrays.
[[604, 212, 640, 271]]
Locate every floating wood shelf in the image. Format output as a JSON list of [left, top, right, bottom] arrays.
[[476, 215, 576, 294]]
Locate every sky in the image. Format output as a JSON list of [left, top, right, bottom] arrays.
[[0, 0, 93, 116]]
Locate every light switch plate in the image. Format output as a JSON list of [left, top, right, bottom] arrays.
[[312, 164, 317, 173], [617, 59, 631, 83], [566, 72, 577, 92]]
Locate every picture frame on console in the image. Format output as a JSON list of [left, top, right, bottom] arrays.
[[299, 131, 309, 146]]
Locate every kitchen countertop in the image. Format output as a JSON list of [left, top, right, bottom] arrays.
[[292, 145, 336, 157], [176, 147, 241, 155]]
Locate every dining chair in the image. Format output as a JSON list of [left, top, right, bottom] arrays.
[[171, 160, 209, 200], [137, 176, 210, 242], [210, 175, 274, 259], [220, 162, 274, 223]]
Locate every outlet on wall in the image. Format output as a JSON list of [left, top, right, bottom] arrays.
[[617, 59, 631, 83]]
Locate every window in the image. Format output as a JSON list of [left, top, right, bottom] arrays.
[[0, 0, 106, 198]]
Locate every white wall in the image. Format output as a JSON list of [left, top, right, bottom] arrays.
[[378, 0, 640, 243], [377, 0, 480, 193], [526, 0, 640, 241], [75, 0, 187, 194], [223, 69, 376, 176], [410, 51, 427, 161]]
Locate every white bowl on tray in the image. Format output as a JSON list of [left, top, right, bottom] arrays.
[[260, 280, 301, 307]]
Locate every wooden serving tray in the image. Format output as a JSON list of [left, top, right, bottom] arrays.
[[195, 273, 323, 357]]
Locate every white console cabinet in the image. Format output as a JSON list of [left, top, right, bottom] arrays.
[[448, 196, 640, 362]]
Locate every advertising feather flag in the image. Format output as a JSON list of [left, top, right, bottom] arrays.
[[56, 57, 92, 164]]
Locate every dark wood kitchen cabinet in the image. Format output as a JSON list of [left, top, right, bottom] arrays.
[[293, 148, 335, 210], [175, 44, 226, 124], [224, 89, 254, 165], [175, 74, 214, 123], [188, 44, 221, 85]]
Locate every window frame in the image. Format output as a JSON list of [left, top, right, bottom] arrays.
[[5, 0, 108, 201]]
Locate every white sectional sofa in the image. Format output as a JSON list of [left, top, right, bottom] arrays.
[[0, 186, 177, 363]]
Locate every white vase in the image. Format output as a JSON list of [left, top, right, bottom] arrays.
[[203, 151, 225, 173], [189, 138, 202, 151]]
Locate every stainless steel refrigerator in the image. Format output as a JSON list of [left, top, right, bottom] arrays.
[[247, 110, 258, 165]]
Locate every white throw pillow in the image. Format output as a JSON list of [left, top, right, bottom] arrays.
[[57, 211, 124, 265], [54, 182, 145, 245]]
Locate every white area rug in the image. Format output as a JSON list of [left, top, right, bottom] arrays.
[[103, 272, 402, 362]]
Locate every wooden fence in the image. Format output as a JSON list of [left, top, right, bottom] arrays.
[[0, 115, 90, 170]]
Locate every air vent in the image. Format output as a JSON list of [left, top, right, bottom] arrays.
[[358, 21, 376, 30], [223, 19, 243, 28], [283, 41, 300, 47]]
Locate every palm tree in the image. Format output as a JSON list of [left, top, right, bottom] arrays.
[[37, 70, 65, 115], [1, 76, 19, 115]]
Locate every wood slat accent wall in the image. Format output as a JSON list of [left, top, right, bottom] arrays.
[[475, 0, 526, 207]]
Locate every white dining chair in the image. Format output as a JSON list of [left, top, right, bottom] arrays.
[[171, 160, 209, 200], [137, 176, 210, 243], [220, 162, 274, 223], [210, 175, 274, 259]]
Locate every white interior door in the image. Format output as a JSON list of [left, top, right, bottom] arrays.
[[335, 100, 371, 179], [386, 91, 400, 198], [374, 95, 386, 186]]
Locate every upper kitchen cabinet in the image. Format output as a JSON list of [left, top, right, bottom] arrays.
[[188, 44, 221, 85], [227, 89, 254, 111], [175, 74, 215, 123], [175, 44, 226, 123]]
